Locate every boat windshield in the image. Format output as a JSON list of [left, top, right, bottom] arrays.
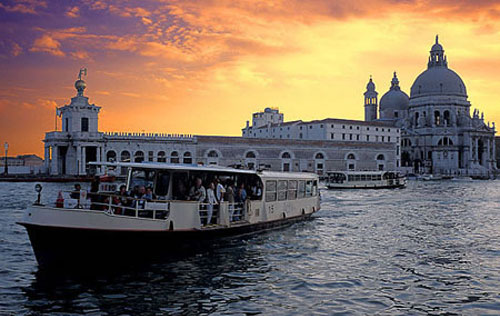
[[126, 167, 263, 201]]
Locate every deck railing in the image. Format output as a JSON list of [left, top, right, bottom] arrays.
[[52, 191, 248, 226], [54, 191, 170, 220]]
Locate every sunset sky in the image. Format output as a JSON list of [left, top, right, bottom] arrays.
[[1, 0, 500, 156]]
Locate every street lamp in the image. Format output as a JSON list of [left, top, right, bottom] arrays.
[[3, 142, 8, 175]]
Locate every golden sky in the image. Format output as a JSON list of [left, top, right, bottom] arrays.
[[1, 0, 500, 156]]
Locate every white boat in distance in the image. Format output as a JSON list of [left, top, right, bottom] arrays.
[[18, 162, 320, 267], [324, 170, 406, 189]]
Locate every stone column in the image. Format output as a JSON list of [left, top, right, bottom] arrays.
[[486, 138, 491, 168], [475, 137, 479, 163], [96, 145, 102, 175], [44, 146, 50, 173], [76, 146, 82, 176], [51, 146, 59, 175], [81, 146, 86, 175]]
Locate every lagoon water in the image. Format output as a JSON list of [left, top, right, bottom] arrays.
[[1, 180, 500, 315]]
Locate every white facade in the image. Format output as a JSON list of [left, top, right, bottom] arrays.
[[43, 74, 398, 176]]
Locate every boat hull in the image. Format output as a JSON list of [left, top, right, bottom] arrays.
[[20, 213, 312, 268]]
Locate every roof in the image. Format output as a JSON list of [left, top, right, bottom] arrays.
[[91, 162, 257, 175], [90, 162, 318, 179], [248, 117, 394, 130]]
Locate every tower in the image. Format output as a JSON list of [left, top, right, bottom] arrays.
[[59, 68, 101, 134], [364, 76, 378, 121]]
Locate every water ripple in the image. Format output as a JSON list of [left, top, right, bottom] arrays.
[[1, 181, 500, 314]]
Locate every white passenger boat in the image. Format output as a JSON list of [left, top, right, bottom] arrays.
[[18, 162, 320, 267], [324, 171, 406, 189]]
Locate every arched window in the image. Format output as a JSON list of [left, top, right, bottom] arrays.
[[347, 153, 356, 160], [157, 151, 166, 162], [443, 110, 450, 126], [183, 151, 192, 164], [170, 151, 179, 163], [120, 150, 130, 162], [376, 154, 385, 160], [281, 152, 291, 159], [207, 150, 218, 158], [106, 150, 116, 162], [315, 153, 324, 159], [134, 151, 144, 163], [245, 151, 256, 158], [434, 111, 441, 126]]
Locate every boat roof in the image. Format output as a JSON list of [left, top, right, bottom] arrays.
[[326, 170, 399, 175], [90, 162, 317, 179], [91, 161, 258, 175]]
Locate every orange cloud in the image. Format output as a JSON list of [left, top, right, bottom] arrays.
[[30, 34, 65, 56], [66, 6, 80, 18]]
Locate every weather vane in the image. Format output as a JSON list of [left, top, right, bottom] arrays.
[[78, 67, 87, 80]]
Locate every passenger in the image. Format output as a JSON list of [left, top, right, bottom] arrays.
[[188, 178, 206, 202], [205, 182, 217, 225], [89, 176, 101, 210], [225, 180, 235, 221], [236, 183, 247, 203], [70, 183, 81, 199], [235, 183, 247, 221], [143, 186, 154, 201], [215, 178, 226, 203], [133, 186, 146, 209]]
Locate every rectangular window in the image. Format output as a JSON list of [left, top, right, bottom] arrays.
[[367, 135, 370, 141], [288, 180, 297, 200], [349, 134, 353, 140], [65, 118, 69, 132], [148, 151, 154, 162], [305, 181, 313, 197], [278, 180, 288, 201], [382, 136, 385, 142], [265, 180, 277, 202], [298, 180, 306, 198], [356, 135, 360, 141], [342, 134, 345, 140], [330, 133, 334, 139], [81, 117, 89, 132]]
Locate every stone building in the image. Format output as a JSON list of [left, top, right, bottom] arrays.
[[43, 74, 398, 176], [365, 36, 496, 177]]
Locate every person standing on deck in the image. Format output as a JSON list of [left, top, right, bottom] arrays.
[[206, 182, 217, 225]]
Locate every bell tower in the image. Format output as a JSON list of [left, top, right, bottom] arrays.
[[364, 76, 378, 121], [58, 68, 101, 134]]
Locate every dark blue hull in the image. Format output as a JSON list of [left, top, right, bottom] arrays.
[[20, 213, 313, 268]]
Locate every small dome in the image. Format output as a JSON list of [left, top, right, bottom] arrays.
[[410, 67, 467, 98], [380, 72, 409, 111], [366, 77, 375, 91], [380, 90, 409, 111]]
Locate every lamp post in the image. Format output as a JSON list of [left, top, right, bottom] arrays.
[[3, 142, 8, 175]]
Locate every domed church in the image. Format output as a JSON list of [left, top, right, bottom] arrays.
[[365, 36, 496, 177]]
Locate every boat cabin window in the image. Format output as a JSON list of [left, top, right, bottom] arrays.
[[305, 181, 313, 197], [288, 180, 297, 200], [266, 180, 277, 202], [128, 169, 156, 190], [298, 181, 306, 198], [278, 180, 288, 201]]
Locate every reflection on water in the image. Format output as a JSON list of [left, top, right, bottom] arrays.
[[1, 180, 500, 315]]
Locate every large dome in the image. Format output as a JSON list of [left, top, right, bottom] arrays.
[[410, 67, 467, 98], [410, 36, 467, 99], [380, 72, 409, 111]]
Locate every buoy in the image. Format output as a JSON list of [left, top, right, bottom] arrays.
[[55, 191, 64, 208]]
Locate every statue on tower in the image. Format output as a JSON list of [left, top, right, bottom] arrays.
[[75, 67, 87, 97]]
